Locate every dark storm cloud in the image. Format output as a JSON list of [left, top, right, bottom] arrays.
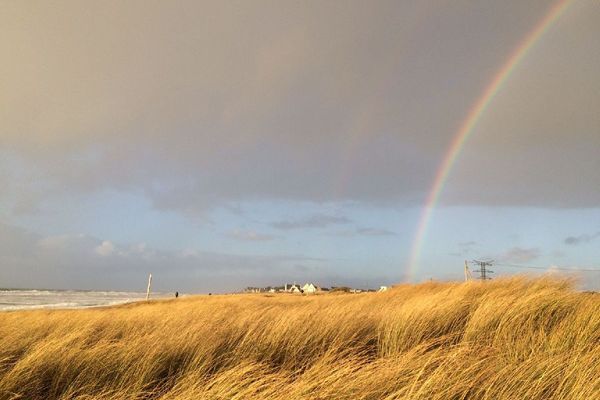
[[1, 1, 597, 216], [443, 0, 600, 208]]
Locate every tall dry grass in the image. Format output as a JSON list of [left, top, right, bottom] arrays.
[[0, 277, 598, 399]]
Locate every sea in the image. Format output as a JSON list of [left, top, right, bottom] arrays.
[[0, 289, 172, 311]]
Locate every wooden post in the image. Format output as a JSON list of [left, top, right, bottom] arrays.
[[146, 273, 153, 301], [464, 261, 473, 282]]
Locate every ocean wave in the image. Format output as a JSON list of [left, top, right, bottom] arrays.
[[0, 290, 170, 311]]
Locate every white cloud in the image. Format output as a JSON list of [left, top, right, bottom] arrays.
[[95, 240, 115, 256]]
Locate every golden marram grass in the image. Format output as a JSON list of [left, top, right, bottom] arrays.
[[0, 277, 598, 399]]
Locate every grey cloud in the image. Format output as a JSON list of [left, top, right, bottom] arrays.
[[271, 214, 351, 230], [294, 264, 312, 273], [551, 250, 566, 258], [498, 247, 541, 263], [333, 227, 396, 237], [1, 1, 597, 216], [442, 1, 600, 209], [228, 229, 278, 242], [0, 222, 40, 258], [449, 241, 479, 257], [356, 228, 396, 236], [564, 232, 600, 246], [0, 222, 328, 292]]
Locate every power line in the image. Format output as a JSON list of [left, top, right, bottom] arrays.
[[495, 263, 600, 272]]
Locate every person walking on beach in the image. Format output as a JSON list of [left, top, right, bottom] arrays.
[[175, 291, 179, 298]]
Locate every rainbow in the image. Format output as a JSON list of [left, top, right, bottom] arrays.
[[407, 0, 573, 280]]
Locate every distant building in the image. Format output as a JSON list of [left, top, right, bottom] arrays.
[[301, 283, 319, 294], [288, 284, 301, 293], [379, 286, 388, 292]]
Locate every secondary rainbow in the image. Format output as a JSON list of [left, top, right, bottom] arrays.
[[407, 0, 573, 280]]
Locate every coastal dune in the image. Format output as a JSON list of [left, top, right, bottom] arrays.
[[0, 277, 598, 399]]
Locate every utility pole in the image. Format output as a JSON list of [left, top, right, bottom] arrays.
[[464, 260, 473, 282], [146, 273, 153, 301], [472, 260, 494, 281]]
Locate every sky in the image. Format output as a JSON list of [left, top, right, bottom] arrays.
[[1, 0, 599, 292]]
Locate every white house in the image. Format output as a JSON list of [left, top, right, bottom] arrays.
[[288, 284, 301, 293], [378, 286, 388, 292], [301, 283, 318, 294]]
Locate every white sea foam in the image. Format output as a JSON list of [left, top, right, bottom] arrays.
[[0, 289, 172, 311]]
